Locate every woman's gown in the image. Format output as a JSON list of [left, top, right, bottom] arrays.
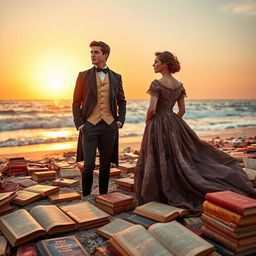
[[135, 80, 256, 214]]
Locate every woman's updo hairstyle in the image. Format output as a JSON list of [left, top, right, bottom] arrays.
[[155, 51, 180, 74]]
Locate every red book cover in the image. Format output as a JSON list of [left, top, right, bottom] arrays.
[[205, 190, 256, 216], [17, 243, 38, 256]]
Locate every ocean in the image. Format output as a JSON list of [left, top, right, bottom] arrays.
[[0, 99, 255, 147]]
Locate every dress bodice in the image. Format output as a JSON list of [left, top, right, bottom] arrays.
[[147, 80, 186, 113]]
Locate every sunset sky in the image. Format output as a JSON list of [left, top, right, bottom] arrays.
[[1, 0, 255, 100]]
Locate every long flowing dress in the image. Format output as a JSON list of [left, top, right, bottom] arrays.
[[135, 80, 256, 214]]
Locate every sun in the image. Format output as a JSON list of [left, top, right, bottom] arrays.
[[50, 76, 63, 90]]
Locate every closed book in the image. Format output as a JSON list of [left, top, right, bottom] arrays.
[[36, 236, 89, 256], [95, 192, 134, 208], [205, 190, 256, 216], [202, 223, 256, 247], [59, 167, 81, 178], [201, 213, 256, 239], [0, 182, 20, 193], [115, 177, 134, 188], [96, 218, 134, 239], [203, 201, 256, 226], [31, 171, 56, 182], [24, 185, 59, 197], [16, 243, 38, 256], [95, 201, 134, 215], [123, 214, 157, 229], [116, 185, 134, 192], [94, 168, 121, 178], [48, 191, 81, 204], [133, 201, 190, 222], [118, 163, 136, 173], [201, 225, 256, 253], [59, 201, 110, 230], [51, 178, 79, 187], [12, 190, 41, 206]]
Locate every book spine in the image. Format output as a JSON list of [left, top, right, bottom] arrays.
[[201, 225, 238, 252], [206, 194, 244, 215], [203, 201, 241, 225]]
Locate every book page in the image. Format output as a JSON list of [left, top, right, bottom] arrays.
[[134, 201, 187, 220], [0, 209, 45, 239], [30, 205, 75, 232], [14, 190, 40, 201], [149, 221, 214, 256], [112, 225, 173, 256], [97, 218, 133, 238], [59, 202, 109, 223]]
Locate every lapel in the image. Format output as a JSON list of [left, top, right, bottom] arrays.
[[87, 67, 97, 96], [108, 69, 118, 101]]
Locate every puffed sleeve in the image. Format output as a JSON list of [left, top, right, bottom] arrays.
[[146, 81, 161, 97], [177, 85, 187, 100]]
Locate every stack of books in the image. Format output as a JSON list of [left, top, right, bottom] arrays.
[[201, 190, 256, 255], [115, 177, 134, 191], [31, 170, 57, 182], [95, 192, 134, 215], [27, 163, 49, 174], [7, 157, 28, 176]]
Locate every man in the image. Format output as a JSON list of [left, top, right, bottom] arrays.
[[72, 41, 126, 196]]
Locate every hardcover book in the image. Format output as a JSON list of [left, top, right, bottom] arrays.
[[95, 192, 134, 208], [16, 243, 38, 256], [109, 221, 214, 256], [205, 190, 256, 216], [115, 177, 134, 188], [24, 184, 59, 197], [31, 171, 56, 182], [133, 201, 190, 222], [94, 168, 121, 178], [0, 205, 76, 246], [47, 191, 81, 204], [201, 213, 256, 239], [12, 190, 41, 206], [95, 202, 134, 215], [0, 182, 20, 193], [59, 167, 81, 179], [51, 178, 79, 187], [59, 201, 110, 230], [203, 200, 256, 226], [118, 163, 136, 173], [0, 235, 10, 256], [96, 218, 134, 239], [36, 235, 89, 256], [0, 191, 16, 206]]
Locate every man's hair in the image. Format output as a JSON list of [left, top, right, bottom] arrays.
[[89, 41, 110, 57]]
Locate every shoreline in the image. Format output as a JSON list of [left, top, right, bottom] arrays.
[[0, 127, 255, 160]]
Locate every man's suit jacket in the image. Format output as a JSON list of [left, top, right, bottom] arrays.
[[72, 66, 126, 165]]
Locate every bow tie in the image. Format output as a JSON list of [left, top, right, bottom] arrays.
[[96, 67, 108, 73]]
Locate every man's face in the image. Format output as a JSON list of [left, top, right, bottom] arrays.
[[90, 46, 107, 66]]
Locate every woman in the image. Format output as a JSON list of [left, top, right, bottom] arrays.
[[135, 51, 256, 215]]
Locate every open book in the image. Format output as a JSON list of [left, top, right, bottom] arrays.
[[0, 205, 76, 246], [109, 221, 215, 256], [133, 201, 190, 222]]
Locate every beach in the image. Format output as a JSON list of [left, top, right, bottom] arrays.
[[0, 126, 255, 160]]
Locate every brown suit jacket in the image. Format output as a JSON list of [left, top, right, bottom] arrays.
[[72, 67, 126, 165]]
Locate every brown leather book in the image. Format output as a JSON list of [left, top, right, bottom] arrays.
[[95, 192, 134, 208], [95, 202, 134, 215], [94, 168, 121, 177], [118, 163, 136, 173], [31, 171, 57, 182], [16, 243, 38, 256], [12, 190, 41, 206], [47, 191, 81, 204]]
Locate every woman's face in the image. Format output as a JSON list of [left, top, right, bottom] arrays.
[[153, 57, 166, 73]]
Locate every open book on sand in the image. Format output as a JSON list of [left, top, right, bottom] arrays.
[[0, 205, 76, 246], [133, 201, 190, 222], [109, 221, 215, 256]]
